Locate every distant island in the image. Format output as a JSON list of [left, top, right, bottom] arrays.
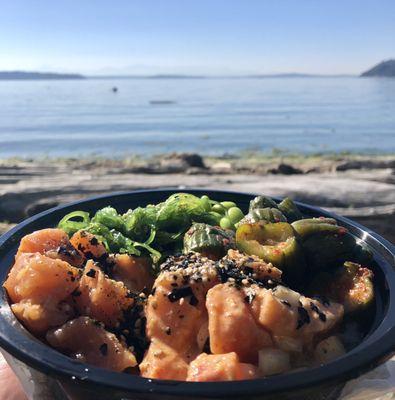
[[361, 60, 395, 77], [247, 73, 352, 79], [0, 71, 85, 80], [90, 73, 352, 80]]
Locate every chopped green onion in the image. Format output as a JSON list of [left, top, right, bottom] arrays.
[[58, 211, 90, 236]]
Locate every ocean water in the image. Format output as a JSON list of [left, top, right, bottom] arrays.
[[0, 77, 394, 158]]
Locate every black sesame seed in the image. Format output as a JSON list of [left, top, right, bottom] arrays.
[[319, 313, 327, 322], [189, 295, 199, 306], [310, 302, 319, 313], [310, 301, 327, 322], [89, 236, 99, 246], [99, 343, 108, 356], [296, 306, 310, 329], [244, 266, 254, 275], [86, 268, 96, 278], [167, 286, 194, 302]]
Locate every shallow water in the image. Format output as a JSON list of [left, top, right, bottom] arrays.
[[0, 77, 394, 157]]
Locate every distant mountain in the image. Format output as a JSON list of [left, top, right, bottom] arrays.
[[90, 73, 353, 80], [0, 71, 85, 80], [89, 74, 206, 79], [361, 60, 395, 77], [247, 73, 352, 78], [148, 74, 205, 79]]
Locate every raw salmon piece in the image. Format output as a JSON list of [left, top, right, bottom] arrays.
[[298, 296, 344, 343], [16, 229, 69, 256], [16, 228, 84, 267], [146, 272, 206, 353], [145, 253, 224, 372], [250, 286, 299, 338], [250, 285, 344, 344], [70, 230, 107, 259], [4, 253, 80, 304], [140, 340, 189, 380], [45, 242, 84, 267], [11, 299, 74, 335], [46, 316, 137, 372], [75, 260, 133, 328], [113, 254, 154, 293], [227, 249, 282, 281], [206, 283, 272, 363], [187, 353, 259, 382], [146, 253, 219, 357], [4, 252, 80, 334]]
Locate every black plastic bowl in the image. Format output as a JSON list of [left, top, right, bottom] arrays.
[[0, 189, 394, 400]]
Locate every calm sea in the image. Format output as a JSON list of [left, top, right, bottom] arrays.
[[0, 77, 394, 158]]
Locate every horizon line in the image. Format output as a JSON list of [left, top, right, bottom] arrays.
[[0, 70, 358, 80]]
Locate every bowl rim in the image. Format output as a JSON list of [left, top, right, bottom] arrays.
[[0, 188, 394, 397]]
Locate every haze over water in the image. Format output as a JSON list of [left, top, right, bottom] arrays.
[[0, 77, 394, 158]]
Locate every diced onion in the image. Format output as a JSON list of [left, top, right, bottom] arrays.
[[258, 348, 291, 376], [314, 336, 346, 364], [273, 335, 303, 353], [272, 286, 300, 307]]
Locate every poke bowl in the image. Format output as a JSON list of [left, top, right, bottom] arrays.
[[0, 188, 394, 400]]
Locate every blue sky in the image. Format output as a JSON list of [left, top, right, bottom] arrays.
[[1, 0, 394, 75]]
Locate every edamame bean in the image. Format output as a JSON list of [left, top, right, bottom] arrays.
[[200, 195, 211, 212], [220, 217, 233, 230], [212, 204, 226, 214], [220, 201, 237, 210], [209, 211, 224, 220], [227, 207, 244, 224]]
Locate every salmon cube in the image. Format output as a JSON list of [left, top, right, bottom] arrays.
[[16, 228, 83, 267], [16, 229, 69, 256], [11, 300, 74, 335], [113, 254, 154, 293], [187, 353, 259, 382], [75, 260, 133, 328], [4, 253, 80, 334], [206, 283, 272, 363], [145, 271, 209, 355], [70, 230, 107, 259], [250, 287, 299, 338], [227, 249, 282, 281], [47, 317, 137, 372], [140, 340, 189, 380], [4, 253, 80, 304], [250, 285, 344, 344]]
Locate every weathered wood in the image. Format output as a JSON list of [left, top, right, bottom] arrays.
[[0, 158, 394, 242]]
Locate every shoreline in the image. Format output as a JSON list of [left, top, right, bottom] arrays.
[[0, 152, 394, 242]]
